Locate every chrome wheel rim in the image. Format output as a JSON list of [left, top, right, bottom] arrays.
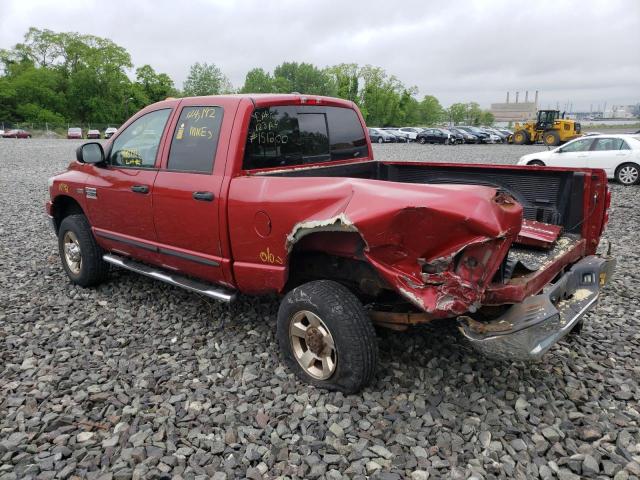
[[63, 231, 82, 274], [619, 166, 638, 185], [289, 310, 337, 380]]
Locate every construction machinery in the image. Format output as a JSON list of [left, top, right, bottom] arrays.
[[512, 110, 581, 146]]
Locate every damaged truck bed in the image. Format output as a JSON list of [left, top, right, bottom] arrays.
[[48, 94, 614, 392], [233, 160, 615, 361]]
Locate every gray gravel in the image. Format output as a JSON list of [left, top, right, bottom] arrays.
[[1, 139, 639, 480]]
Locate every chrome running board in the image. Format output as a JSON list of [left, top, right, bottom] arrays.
[[103, 253, 236, 303]]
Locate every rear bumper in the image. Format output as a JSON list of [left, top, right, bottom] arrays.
[[458, 255, 615, 361]]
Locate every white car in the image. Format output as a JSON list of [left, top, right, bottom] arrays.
[[517, 134, 640, 186], [398, 127, 423, 141], [104, 127, 118, 139]]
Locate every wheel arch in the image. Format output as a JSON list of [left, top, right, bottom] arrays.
[[51, 195, 85, 234], [285, 230, 390, 299]]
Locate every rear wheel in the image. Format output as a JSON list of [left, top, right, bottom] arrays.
[[58, 214, 109, 287], [615, 163, 640, 185], [543, 130, 560, 146], [377, 137, 383, 144], [527, 160, 545, 166], [513, 130, 529, 145], [277, 280, 378, 393]]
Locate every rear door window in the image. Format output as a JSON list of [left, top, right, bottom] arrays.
[[167, 106, 223, 173], [243, 105, 368, 170], [591, 138, 627, 151]]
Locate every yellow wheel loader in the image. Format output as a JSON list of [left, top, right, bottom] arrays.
[[513, 110, 582, 146]]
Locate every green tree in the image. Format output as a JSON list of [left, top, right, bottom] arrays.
[[240, 68, 273, 93], [272, 62, 336, 96], [418, 95, 444, 125], [448, 103, 467, 124], [464, 102, 483, 125], [183, 62, 232, 96], [135, 64, 178, 103], [326, 63, 359, 102], [479, 111, 495, 126]]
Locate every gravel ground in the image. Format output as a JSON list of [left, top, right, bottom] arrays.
[[1, 139, 639, 480]]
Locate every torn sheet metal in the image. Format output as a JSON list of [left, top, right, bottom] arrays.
[[515, 219, 562, 249]]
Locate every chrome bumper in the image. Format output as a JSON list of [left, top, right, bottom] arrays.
[[458, 255, 616, 361]]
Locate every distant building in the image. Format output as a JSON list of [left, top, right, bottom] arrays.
[[490, 91, 538, 122], [605, 105, 636, 119]]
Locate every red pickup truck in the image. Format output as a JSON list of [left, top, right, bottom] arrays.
[[47, 94, 615, 393]]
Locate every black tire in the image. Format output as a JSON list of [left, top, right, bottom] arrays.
[[615, 162, 640, 185], [277, 280, 378, 393], [58, 214, 109, 287], [418, 137, 426, 144], [513, 130, 529, 145], [527, 160, 545, 166], [543, 130, 560, 146]]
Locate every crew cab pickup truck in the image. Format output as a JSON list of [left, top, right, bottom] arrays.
[[47, 94, 615, 393]]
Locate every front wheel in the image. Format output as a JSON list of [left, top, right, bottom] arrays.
[[543, 130, 560, 146], [277, 280, 378, 393], [418, 137, 426, 144], [58, 214, 109, 287], [528, 160, 545, 166], [616, 163, 640, 185]]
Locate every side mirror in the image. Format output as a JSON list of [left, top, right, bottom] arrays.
[[76, 142, 105, 164]]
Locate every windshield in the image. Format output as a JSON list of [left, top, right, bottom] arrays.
[[68, 128, 81, 133]]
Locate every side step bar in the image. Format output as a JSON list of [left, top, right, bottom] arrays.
[[103, 254, 236, 303]]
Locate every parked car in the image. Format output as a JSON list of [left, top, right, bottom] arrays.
[[517, 134, 640, 185], [0, 129, 4, 137], [47, 94, 614, 393], [416, 128, 450, 145], [450, 127, 478, 144], [367, 128, 396, 143], [482, 127, 508, 143], [104, 127, 118, 139], [67, 127, 83, 139], [380, 128, 410, 142], [438, 128, 463, 144], [398, 127, 423, 141], [3, 129, 31, 138], [456, 126, 491, 143], [87, 129, 101, 139]]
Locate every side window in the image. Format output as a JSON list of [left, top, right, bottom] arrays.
[[243, 106, 368, 170], [562, 138, 593, 152], [592, 138, 622, 151], [167, 106, 223, 173], [110, 109, 171, 168]]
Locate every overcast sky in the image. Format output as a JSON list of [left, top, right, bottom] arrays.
[[1, 0, 638, 111]]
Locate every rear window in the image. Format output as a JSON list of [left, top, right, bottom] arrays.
[[243, 105, 368, 170], [68, 128, 81, 133]]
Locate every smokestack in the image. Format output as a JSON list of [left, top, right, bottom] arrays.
[[535, 90, 539, 106], [516, 91, 519, 103], [525, 91, 529, 102], [506, 92, 510, 103]]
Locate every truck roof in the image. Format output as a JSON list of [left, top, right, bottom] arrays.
[[149, 93, 355, 109]]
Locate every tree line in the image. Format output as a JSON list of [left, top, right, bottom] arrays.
[[0, 28, 494, 128]]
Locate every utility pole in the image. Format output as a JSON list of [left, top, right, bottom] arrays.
[[124, 97, 134, 120]]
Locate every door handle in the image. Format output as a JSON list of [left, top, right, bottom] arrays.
[[131, 185, 149, 194], [193, 191, 214, 201]]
